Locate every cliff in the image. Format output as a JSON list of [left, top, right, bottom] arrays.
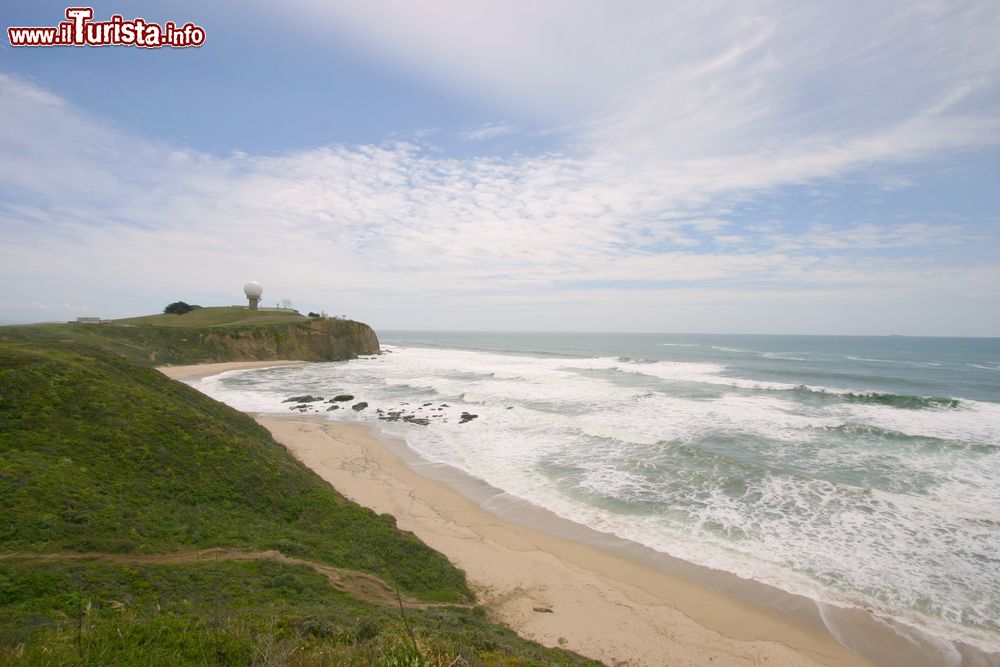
[[0, 311, 380, 367], [193, 317, 380, 363]]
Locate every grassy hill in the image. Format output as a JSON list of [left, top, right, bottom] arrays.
[[115, 306, 307, 328], [0, 335, 597, 665], [0, 307, 380, 366]]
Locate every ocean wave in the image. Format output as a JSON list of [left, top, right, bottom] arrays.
[[968, 363, 1000, 371], [382, 379, 442, 394], [847, 356, 950, 369], [821, 423, 997, 453], [530, 445, 1000, 650], [383, 339, 578, 359], [761, 352, 809, 361], [613, 361, 964, 410], [792, 386, 961, 410]]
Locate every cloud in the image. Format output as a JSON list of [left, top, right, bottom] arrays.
[[459, 122, 519, 141], [0, 300, 95, 314], [1, 0, 999, 333], [283, 1, 1000, 145]]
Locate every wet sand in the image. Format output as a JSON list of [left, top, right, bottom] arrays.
[[157, 360, 305, 382]]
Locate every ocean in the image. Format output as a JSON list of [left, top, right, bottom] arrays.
[[192, 332, 1000, 659]]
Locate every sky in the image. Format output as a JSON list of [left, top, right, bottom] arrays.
[[1, 1, 999, 335]]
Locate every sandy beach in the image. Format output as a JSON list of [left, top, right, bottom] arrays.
[[158, 360, 879, 666], [158, 360, 306, 382]]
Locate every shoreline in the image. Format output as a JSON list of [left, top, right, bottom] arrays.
[[157, 360, 306, 382], [160, 361, 989, 666], [260, 416, 875, 667]]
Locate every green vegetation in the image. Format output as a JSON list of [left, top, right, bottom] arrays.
[[121, 306, 305, 328], [0, 340, 464, 599], [0, 559, 590, 666], [0, 335, 596, 665], [162, 301, 201, 316]]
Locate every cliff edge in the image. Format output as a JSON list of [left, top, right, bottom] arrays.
[[194, 317, 380, 363]]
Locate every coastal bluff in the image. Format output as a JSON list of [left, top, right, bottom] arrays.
[[190, 316, 380, 363], [0, 307, 379, 366]]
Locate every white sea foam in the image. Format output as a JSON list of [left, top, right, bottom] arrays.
[[762, 352, 810, 361], [847, 356, 950, 369], [839, 399, 1000, 443], [969, 363, 1000, 371]]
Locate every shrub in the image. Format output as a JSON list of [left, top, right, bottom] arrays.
[[163, 302, 198, 315]]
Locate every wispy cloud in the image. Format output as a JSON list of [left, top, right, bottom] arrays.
[[459, 121, 519, 141], [289, 1, 1000, 145]]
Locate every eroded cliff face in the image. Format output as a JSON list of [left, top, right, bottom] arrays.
[[196, 318, 380, 362]]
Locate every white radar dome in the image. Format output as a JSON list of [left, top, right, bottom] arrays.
[[243, 281, 263, 298]]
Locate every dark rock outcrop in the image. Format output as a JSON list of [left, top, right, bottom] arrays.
[[282, 395, 323, 403], [403, 416, 430, 426]]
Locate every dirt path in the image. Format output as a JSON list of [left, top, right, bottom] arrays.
[[0, 549, 472, 610]]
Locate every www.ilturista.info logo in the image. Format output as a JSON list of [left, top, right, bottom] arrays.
[[8, 7, 205, 48]]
